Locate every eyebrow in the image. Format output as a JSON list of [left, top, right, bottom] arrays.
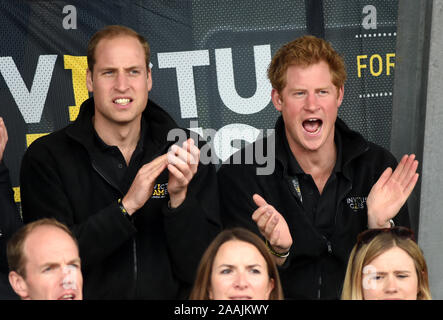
[[373, 271, 413, 275], [216, 264, 263, 269], [98, 65, 143, 71], [40, 258, 81, 269]]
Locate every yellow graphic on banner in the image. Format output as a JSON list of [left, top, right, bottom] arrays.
[[26, 133, 49, 147], [357, 53, 395, 78], [64, 55, 88, 121]]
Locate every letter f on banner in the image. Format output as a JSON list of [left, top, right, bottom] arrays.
[[0, 55, 57, 123]]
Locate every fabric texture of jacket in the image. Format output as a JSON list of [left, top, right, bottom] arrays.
[[20, 97, 221, 299], [218, 116, 410, 300], [0, 162, 22, 299]]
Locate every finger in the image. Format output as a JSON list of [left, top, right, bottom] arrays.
[[400, 158, 418, 190], [186, 139, 200, 166], [253, 194, 268, 208], [375, 167, 393, 189], [264, 214, 279, 238], [140, 154, 168, 176], [170, 144, 196, 167], [396, 154, 416, 183], [255, 208, 273, 231], [269, 228, 280, 246], [167, 163, 188, 185], [167, 153, 193, 181], [251, 205, 270, 222], [390, 154, 410, 181]]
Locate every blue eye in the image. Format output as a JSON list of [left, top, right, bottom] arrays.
[[220, 269, 232, 274]]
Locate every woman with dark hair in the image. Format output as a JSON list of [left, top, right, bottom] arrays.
[[190, 227, 284, 300], [341, 227, 431, 300]]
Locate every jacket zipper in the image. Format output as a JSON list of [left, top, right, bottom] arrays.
[[91, 161, 138, 293]]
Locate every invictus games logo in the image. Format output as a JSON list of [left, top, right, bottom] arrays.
[[152, 183, 168, 199], [346, 196, 367, 211]]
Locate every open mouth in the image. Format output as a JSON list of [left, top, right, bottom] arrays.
[[113, 98, 132, 106], [58, 293, 76, 300], [302, 118, 322, 134]]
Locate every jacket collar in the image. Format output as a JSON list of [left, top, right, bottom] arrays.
[[274, 116, 369, 177], [66, 97, 178, 153]]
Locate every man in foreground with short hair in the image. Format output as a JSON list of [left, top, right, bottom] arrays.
[[8, 218, 82, 300]]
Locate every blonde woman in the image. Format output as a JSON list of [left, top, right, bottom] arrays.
[[342, 227, 431, 300]]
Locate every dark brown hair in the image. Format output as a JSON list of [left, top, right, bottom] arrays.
[[189, 227, 284, 300]]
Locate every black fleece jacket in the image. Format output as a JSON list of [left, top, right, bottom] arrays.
[[0, 162, 22, 299], [218, 116, 410, 300], [20, 98, 221, 299]]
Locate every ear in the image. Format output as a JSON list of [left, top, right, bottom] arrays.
[[271, 89, 283, 112], [337, 85, 344, 108], [86, 69, 93, 93], [8, 271, 30, 299], [147, 68, 153, 92]]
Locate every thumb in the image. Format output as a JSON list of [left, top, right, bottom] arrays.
[[253, 194, 268, 208]]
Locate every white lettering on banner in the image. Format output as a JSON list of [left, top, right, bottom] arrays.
[[215, 45, 272, 114], [157, 50, 210, 119], [0, 55, 57, 123], [362, 5, 377, 29], [62, 5, 77, 30]]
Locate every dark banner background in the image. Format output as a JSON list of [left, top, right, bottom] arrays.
[[0, 0, 398, 204]]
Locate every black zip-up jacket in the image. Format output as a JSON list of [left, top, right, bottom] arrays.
[[0, 162, 22, 299], [20, 98, 221, 299], [218, 116, 410, 300]]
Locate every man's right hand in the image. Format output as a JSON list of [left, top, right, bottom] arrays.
[[121, 154, 168, 215], [0, 117, 8, 161], [252, 194, 292, 265]]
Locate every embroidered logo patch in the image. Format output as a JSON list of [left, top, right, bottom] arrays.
[[346, 196, 367, 211], [152, 183, 169, 199]]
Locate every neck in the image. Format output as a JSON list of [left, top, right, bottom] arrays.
[[287, 131, 337, 194], [93, 115, 141, 164]]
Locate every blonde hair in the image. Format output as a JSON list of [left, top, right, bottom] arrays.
[[341, 230, 431, 300]]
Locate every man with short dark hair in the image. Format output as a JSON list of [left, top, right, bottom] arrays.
[[20, 25, 221, 299], [218, 35, 417, 299]]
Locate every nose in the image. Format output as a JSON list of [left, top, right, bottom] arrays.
[[233, 272, 249, 290], [304, 92, 318, 111], [114, 71, 129, 92], [384, 275, 398, 294], [61, 266, 78, 290]]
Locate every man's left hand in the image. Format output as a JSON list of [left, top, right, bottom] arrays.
[[167, 138, 200, 208], [367, 154, 419, 228]]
